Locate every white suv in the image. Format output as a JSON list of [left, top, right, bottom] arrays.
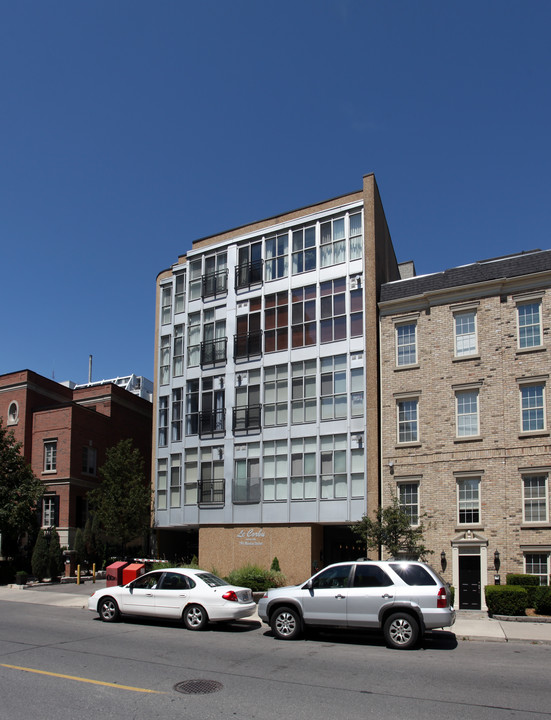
[[257, 560, 455, 649]]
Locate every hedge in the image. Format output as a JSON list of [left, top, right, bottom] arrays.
[[506, 573, 540, 607], [224, 564, 287, 592], [485, 585, 527, 616], [534, 587, 551, 615]]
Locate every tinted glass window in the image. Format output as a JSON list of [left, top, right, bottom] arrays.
[[353, 564, 393, 588], [389, 563, 436, 586], [197, 572, 227, 587], [311, 565, 352, 590], [132, 572, 162, 589], [161, 572, 195, 590]]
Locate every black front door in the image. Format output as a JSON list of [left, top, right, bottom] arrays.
[[459, 555, 481, 609]]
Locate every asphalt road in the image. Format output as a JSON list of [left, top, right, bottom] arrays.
[[1, 600, 550, 720]]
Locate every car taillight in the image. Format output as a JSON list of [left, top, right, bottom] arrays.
[[437, 587, 447, 608], [222, 590, 238, 602]]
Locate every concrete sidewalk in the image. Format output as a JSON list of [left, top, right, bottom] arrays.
[[1, 582, 551, 645]]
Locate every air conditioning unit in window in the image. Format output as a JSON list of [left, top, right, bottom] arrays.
[[350, 275, 362, 290], [236, 373, 248, 387]]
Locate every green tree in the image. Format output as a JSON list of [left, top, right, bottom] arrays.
[[74, 527, 86, 567], [352, 495, 432, 561], [0, 418, 43, 557], [87, 439, 151, 555], [31, 529, 50, 580], [48, 527, 64, 580]]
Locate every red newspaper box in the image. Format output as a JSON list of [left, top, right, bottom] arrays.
[[122, 563, 145, 585], [106, 561, 128, 587]]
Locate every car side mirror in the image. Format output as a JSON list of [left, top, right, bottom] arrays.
[[303, 579, 313, 590]]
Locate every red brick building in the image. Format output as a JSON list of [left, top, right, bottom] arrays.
[[0, 370, 152, 561]]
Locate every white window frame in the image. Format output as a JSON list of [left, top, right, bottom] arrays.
[[454, 308, 478, 357], [157, 458, 168, 510], [396, 396, 419, 444], [517, 298, 543, 349], [43, 440, 57, 473], [398, 481, 420, 526], [524, 552, 550, 586], [519, 381, 546, 433], [395, 321, 417, 367], [456, 476, 481, 525], [455, 388, 480, 437], [522, 474, 549, 523]]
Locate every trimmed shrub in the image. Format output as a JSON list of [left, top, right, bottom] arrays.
[[534, 587, 551, 615], [15, 570, 28, 585], [485, 585, 527, 616], [31, 530, 50, 581], [506, 573, 540, 607], [225, 564, 286, 592], [270, 556, 281, 572], [48, 528, 64, 580]]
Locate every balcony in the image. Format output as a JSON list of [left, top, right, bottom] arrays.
[[199, 479, 225, 505], [201, 338, 227, 366], [234, 331, 263, 361], [202, 270, 228, 300], [235, 260, 263, 290], [233, 405, 262, 432]]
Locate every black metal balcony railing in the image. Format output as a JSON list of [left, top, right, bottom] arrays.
[[202, 270, 228, 299], [233, 405, 262, 432], [235, 260, 263, 290], [200, 338, 227, 366], [232, 477, 261, 504], [199, 479, 225, 504], [199, 409, 226, 436], [234, 330, 263, 360]]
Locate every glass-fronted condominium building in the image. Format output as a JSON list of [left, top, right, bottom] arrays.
[[153, 174, 400, 582]]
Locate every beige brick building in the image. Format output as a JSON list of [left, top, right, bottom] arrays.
[[379, 250, 551, 609]]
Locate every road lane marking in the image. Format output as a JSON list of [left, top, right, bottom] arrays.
[[0, 663, 165, 694]]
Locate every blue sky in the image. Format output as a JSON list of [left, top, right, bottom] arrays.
[[1, 1, 550, 384]]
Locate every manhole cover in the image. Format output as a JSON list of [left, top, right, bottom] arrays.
[[174, 679, 223, 695]]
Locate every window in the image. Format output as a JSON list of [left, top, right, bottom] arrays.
[[291, 360, 317, 423], [158, 396, 168, 447], [350, 444, 364, 497], [291, 285, 316, 348], [185, 380, 199, 435], [321, 355, 347, 420], [265, 292, 288, 352], [200, 376, 225, 435], [292, 225, 316, 274], [234, 371, 260, 431], [157, 458, 167, 510], [160, 335, 170, 385], [320, 216, 346, 267], [43, 440, 57, 472], [173, 325, 184, 376], [161, 285, 172, 325], [312, 564, 351, 589], [42, 495, 59, 527], [397, 398, 418, 443], [291, 437, 317, 500], [399, 483, 419, 525], [320, 278, 346, 343], [389, 563, 436, 586], [263, 440, 288, 501], [187, 312, 200, 367], [188, 259, 202, 301], [171, 388, 183, 442], [184, 449, 198, 504], [174, 273, 185, 314], [170, 454, 181, 508], [349, 212, 363, 260], [353, 565, 392, 588], [201, 312, 226, 365], [350, 367, 364, 417], [350, 284, 363, 337], [518, 300, 542, 349], [237, 241, 263, 288], [264, 365, 288, 426], [454, 310, 477, 357], [524, 553, 549, 585], [265, 232, 288, 281], [82, 447, 97, 475], [523, 475, 548, 523], [456, 389, 479, 437], [7, 401, 18, 425], [457, 477, 480, 524], [396, 322, 417, 366], [235, 298, 262, 359], [203, 252, 228, 298], [320, 434, 347, 499], [200, 448, 225, 504], [233, 443, 260, 504], [521, 384, 545, 432]]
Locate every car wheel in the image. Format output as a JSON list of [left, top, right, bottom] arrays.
[[183, 604, 208, 631], [270, 606, 302, 640], [383, 612, 419, 649], [98, 597, 120, 623]]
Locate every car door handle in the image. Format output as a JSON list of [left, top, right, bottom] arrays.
[[179, 593, 187, 598], [382, 593, 393, 599], [335, 594, 346, 599]]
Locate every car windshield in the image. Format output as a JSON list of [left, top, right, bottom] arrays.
[[196, 572, 227, 587]]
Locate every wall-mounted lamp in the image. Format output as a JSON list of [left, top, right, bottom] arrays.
[[237, 374, 242, 386], [494, 549, 500, 572], [440, 550, 447, 572], [218, 447, 224, 460], [388, 460, 394, 475]]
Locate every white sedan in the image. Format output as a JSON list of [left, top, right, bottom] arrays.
[[88, 568, 256, 630]]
